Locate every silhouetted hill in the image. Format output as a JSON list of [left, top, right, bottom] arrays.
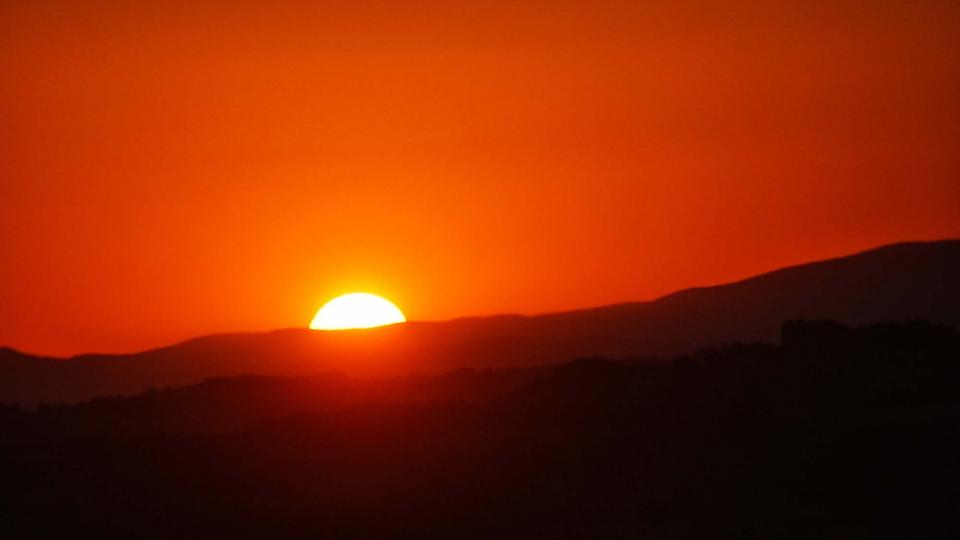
[[1, 321, 958, 539], [2, 240, 958, 405]]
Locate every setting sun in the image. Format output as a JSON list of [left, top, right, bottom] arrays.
[[309, 293, 407, 331]]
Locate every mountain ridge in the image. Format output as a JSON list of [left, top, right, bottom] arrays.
[[8, 239, 957, 359], [2, 239, 958, 405]]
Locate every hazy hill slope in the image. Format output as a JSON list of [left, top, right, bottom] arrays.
[[1, 240, 958, 405]]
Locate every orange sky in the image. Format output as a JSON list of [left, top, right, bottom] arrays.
[[2, 0, 959, 356]]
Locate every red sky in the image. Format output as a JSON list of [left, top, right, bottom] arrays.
[[2, 0, 959, 356]]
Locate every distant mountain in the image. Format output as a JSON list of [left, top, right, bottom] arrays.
[[2, 240, 958, 405]]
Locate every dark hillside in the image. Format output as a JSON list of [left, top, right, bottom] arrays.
[[2, 320, 958, 538]]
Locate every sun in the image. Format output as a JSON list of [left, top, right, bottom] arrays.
[[309, 293, 407, 330]]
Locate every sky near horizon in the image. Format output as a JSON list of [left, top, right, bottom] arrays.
[[2, 0, 959, 355]]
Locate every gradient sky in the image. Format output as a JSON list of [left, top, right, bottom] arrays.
[[2, 0, 959, 356]]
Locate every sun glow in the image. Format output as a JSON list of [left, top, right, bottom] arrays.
[[310, 293, 407, 330]]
